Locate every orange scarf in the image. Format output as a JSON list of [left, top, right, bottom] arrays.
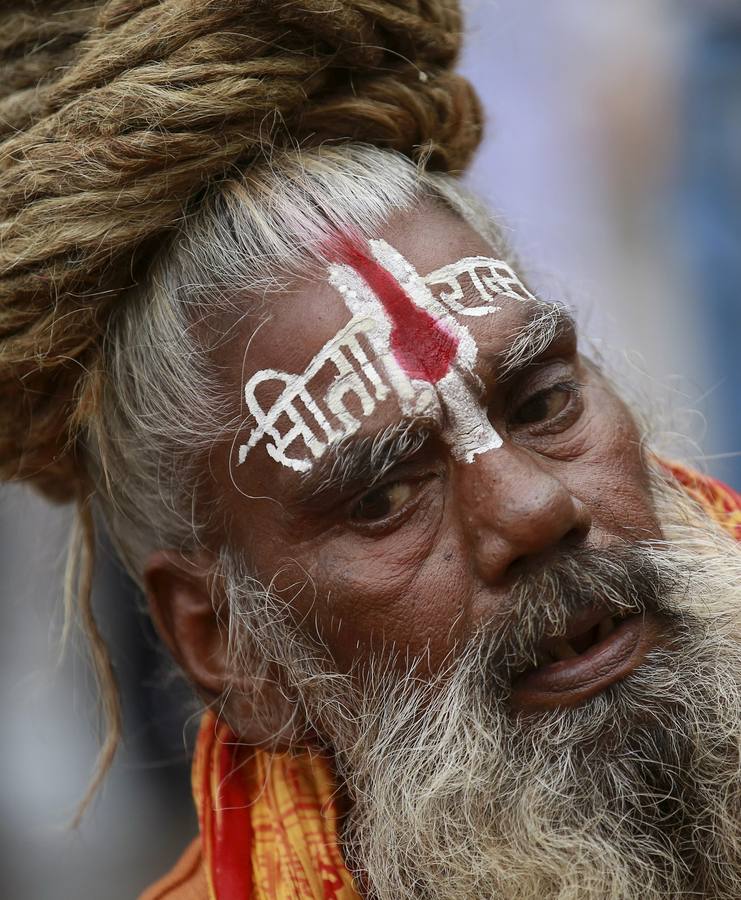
[[144, 462, 741, 900], [193, 715, 361, 900], [664, 460, 741, 541]]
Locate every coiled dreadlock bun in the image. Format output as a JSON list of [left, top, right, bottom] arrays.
[[0, 0, 482, 503]]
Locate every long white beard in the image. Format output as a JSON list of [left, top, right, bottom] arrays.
[[223, 469, 741, 899]]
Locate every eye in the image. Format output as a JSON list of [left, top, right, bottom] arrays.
[[510, 381, 578, 428], [351, 481, 414, 523]]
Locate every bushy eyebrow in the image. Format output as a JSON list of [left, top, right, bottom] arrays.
[[499, 302, 576, 379], [295, 416, 440, 506]]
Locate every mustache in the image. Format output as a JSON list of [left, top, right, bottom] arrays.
[[476, 543, 680, 684]]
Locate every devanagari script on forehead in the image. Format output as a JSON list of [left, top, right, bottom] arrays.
[[426, 257, 538, 315], [239, 317, 390, 473], [237, 245, 539, 474]]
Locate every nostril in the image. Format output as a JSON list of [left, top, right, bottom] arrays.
[[503, 553, 532, 581], [563, 522, 590, 548]]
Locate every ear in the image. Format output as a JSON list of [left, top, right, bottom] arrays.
[[144, 549, 297, 750]]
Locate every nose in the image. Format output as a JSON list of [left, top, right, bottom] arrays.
[[459, 445, 592, 585]]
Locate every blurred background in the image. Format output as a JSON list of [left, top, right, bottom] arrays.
[[1, 1, 739, 897]]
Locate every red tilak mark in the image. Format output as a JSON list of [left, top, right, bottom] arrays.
[[334, 238, 458, 383]]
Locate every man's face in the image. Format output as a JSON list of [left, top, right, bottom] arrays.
[[219, 203, 662, 703], [196, 202, 741, 899]]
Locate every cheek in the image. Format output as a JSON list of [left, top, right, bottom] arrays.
[[569, 382, 662, 542], [296, 522, 472, 674]]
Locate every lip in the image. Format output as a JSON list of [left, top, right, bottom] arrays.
[[511, 612, 661, 713]]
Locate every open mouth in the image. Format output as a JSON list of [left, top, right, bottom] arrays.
[[511, 609, 661, 713], [535, 612, 626, 666]]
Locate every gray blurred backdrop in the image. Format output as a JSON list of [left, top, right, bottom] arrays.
[[2, 2, 740, 897]]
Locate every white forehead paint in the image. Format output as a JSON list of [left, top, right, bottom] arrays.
[[425, 256, 537, 314], [358, 240, 502, 463], [239, 317, 389, 473], [237, 242, 536, 473]]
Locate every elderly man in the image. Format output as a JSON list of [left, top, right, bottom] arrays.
[[84, 146, 738, 900], [1, 3, 739, 899]]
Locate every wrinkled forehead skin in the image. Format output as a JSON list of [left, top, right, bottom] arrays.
[[227, 204, 536, 493], [211, 202, 660, 673]]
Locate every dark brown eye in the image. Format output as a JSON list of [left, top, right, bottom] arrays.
[[351, 482, 413, 522], [511, 384, 574, 426]]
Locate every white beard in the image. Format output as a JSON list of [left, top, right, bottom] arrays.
[[223, 466, 741, 899]]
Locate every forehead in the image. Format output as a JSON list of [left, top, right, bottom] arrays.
[[238, 205, 531, 388], [225, 204, 548, 491]]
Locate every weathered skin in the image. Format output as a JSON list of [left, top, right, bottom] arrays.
[[145, 203, 662, 730]]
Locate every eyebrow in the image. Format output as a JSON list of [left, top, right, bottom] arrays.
[[291, 302, 577, 506], [294, 416, 440, 507], [499, 302, 576, 379]]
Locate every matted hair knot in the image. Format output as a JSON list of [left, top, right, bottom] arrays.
[[0, 0, 482, 501]]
